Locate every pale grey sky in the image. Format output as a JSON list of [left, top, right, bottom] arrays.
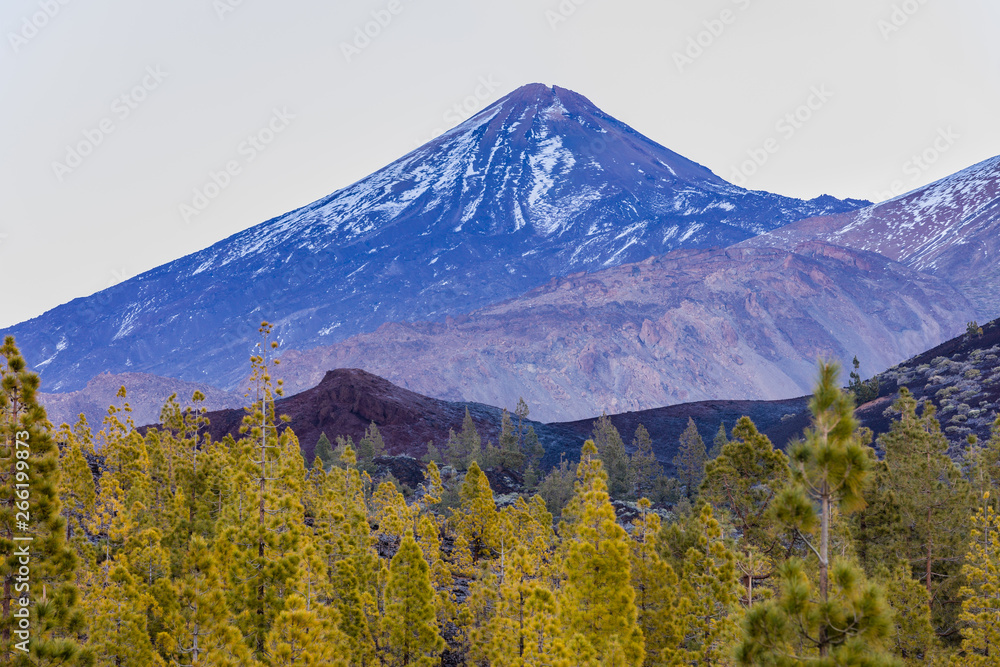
[[1, 0, 998, 328]]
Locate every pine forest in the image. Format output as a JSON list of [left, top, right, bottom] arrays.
[[2, 325, 1000, 667]]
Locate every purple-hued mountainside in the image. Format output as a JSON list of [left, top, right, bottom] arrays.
[[6, 84, 866, 394], [270, 242, 973, 422], [745, 154, 1000, 318], [263, 153, 999, 421]]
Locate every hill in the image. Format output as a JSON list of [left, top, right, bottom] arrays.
[[855, 317, 1000, 454]]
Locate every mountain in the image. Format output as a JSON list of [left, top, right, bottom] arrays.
[[748, 154, 1000, 318], [270, 241, 973, 422], [6, 83, 865, 394]]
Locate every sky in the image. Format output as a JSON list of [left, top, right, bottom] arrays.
[[1, 0, 998, 328]]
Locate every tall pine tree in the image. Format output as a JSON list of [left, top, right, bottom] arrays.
[[0, 336, 87, 665]]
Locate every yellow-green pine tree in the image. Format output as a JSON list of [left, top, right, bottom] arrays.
[[86, 558, 165, 666], [222, 322, 303, 658], [379, 532, 445, 666], [958, 496, 1000, 664], [56, 421, 97, 546], [558, 440, 644, 665], [265, 594, 349, 667], [629, 498, 681, 664], [0, 336, 88, 664], [156, 534, 256, 666], [661, 503, 739, 665], [453, 461, 500, 563]]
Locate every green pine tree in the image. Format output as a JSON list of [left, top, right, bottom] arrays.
[[673, 418, 706, 500], [313, 432, 334, 471], [753, 361, 893, 664], [627, 425, 662, 501], [591, 415, 630, 498]]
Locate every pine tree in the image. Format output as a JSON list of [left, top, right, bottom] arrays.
[[222, 322, 304, 658], [661, 503, 740, 665], [874, 388, 971, 634], [558, 440, 644, 665], [738, 557, 897, 666], [849, 356, 880, 404], [673, 418, 706, 500], [56, 425, 96, 545], [627, 425, 662, 501], [629, 499, 680, 663], [356, 422, 386, 473], [446, 410, 482, 471], [876, 565, 940, 664], [155, 534, 255, 666], [591, 415, 630, 498], [496, 410, 526, 472], [86, 558, 165, 666], [313, 432, 334, 471], [266, 594, 349, 667], [966, 418, 1000, 516], [372, 480, 411, 539], [958, 496, 1000, 664], [379, 532, 445, 666], [754, 361, 892, 664], [0, 336, 87, 664], [709, 421, 728, 460], [537, 455, 576, 521], [453, 462, 499, 563], [701, 415, 790, 598]]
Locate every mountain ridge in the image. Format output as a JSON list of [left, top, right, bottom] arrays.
[[6, 83, 866, 394]]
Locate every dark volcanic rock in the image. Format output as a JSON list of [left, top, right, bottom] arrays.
[[372, 456, 426, 491]]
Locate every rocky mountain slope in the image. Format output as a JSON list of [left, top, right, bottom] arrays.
[[271, 241, 973, 422], [748, 154, 1000, 318], [853, 317, 1000, 453], [3, 84, 865, 394]]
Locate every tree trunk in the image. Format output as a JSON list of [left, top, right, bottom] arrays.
[[819, 487, 830, 657]]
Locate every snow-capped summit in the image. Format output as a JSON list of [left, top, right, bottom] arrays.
[[4, 83, 867, 392]]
